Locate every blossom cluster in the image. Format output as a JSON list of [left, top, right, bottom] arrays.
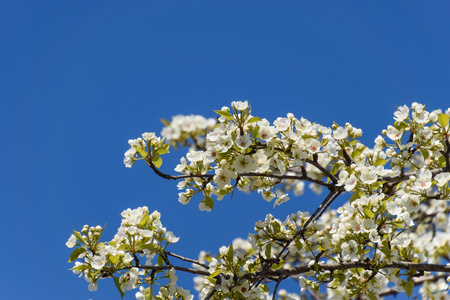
[[161, 114, 216, 150], [76, 100, 450, 299], [171, 100, 362, 211], [67, 207, 192, 299]]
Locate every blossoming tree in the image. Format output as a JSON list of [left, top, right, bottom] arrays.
[[67, 101, 450, 299]]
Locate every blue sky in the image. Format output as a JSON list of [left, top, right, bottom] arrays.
[[2, 1, 450, 299]]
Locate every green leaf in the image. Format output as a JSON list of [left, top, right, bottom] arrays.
[[161, 118, 171, 127], [420, 149, 430, 161], [392, 221, 404, 229], [438, 154, 447, 168], [141, 287, 152, 300], [152, 155, 163, 168], [68, 247, 86, 263], [139, 214, 150, 227], [368, 291, 377, 300], [363, 207, 375, 218], [258, 284, 269, 294], [110, 253, 121, 264], [117, 244, 129, 251], [227, 242, 234, 263], [70, 264, 89, 272], [158, 255, 165, 266], [313, 262, 319, 273], [405, 278, 414, 297], [252, 125, 260, 139], [380, 243, 391, 256], [272, 259, 284, 270], [208, 269, 222, 279], [204, 196, 214, 209], [375, 158, 390, 167], [265, 244, 271, 259], [272, 221, 281, 234], [349, 190, 364, 203], [247, 116, 261, 124], [438, 113, 450, 128], [214, 110, 233, 120], [330, 163, 340, 175], [135, 147, 148, 158], [351, 146, 366, 159], [386, 195, 396, 202], [114, 277, 125, 299], [156, 148, 170, 155], [394, 120, 409, 130], [336, 273, 345, 282], [72, 230, 87, 245]]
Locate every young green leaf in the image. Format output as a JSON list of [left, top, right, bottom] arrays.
[[438, 113, 450, 128], [227, 242, 234, 263], [160, 118, 171, 127], [72, 230, 87, 245], [68, 247, 86, 263], [363, 207, 375, 218], [114, 277, 125, 299], [152, 155, 163, 168], [405, 278, 414, 297], [205, 196, 214, 209], [247, 116, 261, 124], [214, 110, 233, 120]]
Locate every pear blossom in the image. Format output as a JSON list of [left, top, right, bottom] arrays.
[[235, 133, 252, 150], [360, 167, 377, 184], [66, 234, 77, 248], [186, 150, 204, 162], [394, 105, 409, 121], [231, 100, 248, 110], [91, 254, 107, 270], [120, 267, 140, 291], [273, 193, 290, 207], [435, 172, 450, 187], [333, 126, 348, 140], [305, 138, 321, 153], [232, 154, 255, 173], [72, 101, 450, 299], [415, 169, 433, 190], [273, 117, 290, 131], [386, 125, 403, 141]]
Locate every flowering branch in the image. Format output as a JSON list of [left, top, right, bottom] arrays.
[[68, 101, 450, 299]]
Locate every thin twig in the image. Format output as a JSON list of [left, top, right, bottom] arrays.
[[254, 261, 450, 277], [165, 251, 210, 269]]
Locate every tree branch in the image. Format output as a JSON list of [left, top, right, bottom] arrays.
[[258, 261, 450, 277], [121, 264, 210, 276], [165, 251, 210, 270]]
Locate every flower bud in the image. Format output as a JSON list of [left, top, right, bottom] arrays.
[[82, 225, 89, 234], [345, 123, 353, 131]]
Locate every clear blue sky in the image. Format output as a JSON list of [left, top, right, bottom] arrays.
[[1, 1, 450, 299]]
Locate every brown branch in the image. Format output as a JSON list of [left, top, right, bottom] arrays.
[[146, 158, 334, 189], [444, 138, 450, 171], [257, 261, 450, 277], [379, 274, 448, 297], [272, 276, 286, 300], [121, 264, 210, 276], [146, 158, 214, 180], [305, 157, 338, 185], [165, 251, 210, 270], [380, 168, 449, 184], [252, 190, 343, 288], [240, 171, 334, 189]]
